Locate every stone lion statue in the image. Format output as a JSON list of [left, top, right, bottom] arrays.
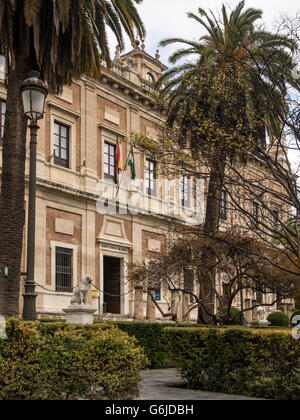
[[71, 275, 93, 306], [255, 305, 267, 322]]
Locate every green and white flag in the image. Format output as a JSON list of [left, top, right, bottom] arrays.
[[128, 146, 136, 180]]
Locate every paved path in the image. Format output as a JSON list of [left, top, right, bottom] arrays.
[[137, 369, 258, 400]]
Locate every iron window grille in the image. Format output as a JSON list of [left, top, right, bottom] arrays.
[[54, 122, 70, 168], [55, 247, 73, 293]]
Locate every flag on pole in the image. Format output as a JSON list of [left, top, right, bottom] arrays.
[[128, 146, 136, 180], [115, 139, 123, 173]]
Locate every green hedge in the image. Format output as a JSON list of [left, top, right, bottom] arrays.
[[0, 319, 146, 400], [267, 311, 290, 327], [39, 319, 204, 369], [164, 327, 300, 400], [95, 321, 292, 369], [98, 321, 200, 369], [222, 307, 242, 325], [97, 321, 177, 368]]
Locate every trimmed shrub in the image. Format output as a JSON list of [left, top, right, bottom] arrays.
[[165, 327, 300, 400], [267, 311, 290, 327], [39, 320, 208, 369], [109, 322, 172, 369], [291, 310, 300, 326], [0, 319, 147, 400], [222, 306, 242, 325], [100, 321, 200, 369]]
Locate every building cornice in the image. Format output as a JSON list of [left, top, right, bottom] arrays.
[[99, 67, 157, 105], [28, 176, 189, 225], [82, 68, 166, 116]]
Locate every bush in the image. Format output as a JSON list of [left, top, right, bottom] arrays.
[[164, 327, 300, 400], [222, 306, 242, 325], [109, 322, 172, 369], [0, 319, 147, 400], [291, 310, 300, 326], [267, 311, 290, 327], [37, 319, 209, 369], [100, 321, 200, 369]]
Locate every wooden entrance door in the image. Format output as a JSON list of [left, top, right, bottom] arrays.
[[103, 256, 121, 314]]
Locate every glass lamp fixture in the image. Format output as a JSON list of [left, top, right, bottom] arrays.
[[20, 71, 48, 121]]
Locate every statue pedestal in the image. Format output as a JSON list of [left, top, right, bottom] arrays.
[[63, 305, 96, 325], [257, 320, 270, 326]]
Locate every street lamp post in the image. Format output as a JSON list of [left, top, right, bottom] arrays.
[[20, 71, 48, 321]]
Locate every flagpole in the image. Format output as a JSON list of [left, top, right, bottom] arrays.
[[116, 146, 132, 198]]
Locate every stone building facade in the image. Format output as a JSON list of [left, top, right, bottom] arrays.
[[0, 45, 293, 322], [1, 45, 194, 320]]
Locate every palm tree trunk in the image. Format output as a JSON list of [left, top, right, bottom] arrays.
[[0, 49, 30, 317], [198, 152, 226, 324]]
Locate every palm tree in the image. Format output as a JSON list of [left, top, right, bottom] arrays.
[[157, 1, 298, 323], [0, 0, 145, 317]]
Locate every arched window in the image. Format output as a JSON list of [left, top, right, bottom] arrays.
[[146, 73, 155, 84]]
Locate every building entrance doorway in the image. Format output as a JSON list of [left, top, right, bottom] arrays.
[[103, 256, 121, 314]]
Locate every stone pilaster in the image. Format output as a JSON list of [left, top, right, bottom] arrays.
[[182, 293, 190, 322], [134, 287, 144, 320], [146, 289, 156, 321], [171, 290, 181, 321]]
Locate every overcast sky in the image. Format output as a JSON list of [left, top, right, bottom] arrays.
[[114, 0, 300, 65]]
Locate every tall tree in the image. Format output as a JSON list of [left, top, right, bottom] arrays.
[[128, 227, 296, 325], [157, 1, 297, 323], [0, 0, 145, 317]]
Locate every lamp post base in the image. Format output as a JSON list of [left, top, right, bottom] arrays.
[[22, 282, 38, 321]]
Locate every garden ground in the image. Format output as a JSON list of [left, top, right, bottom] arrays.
[[137, 369, 260, 400]]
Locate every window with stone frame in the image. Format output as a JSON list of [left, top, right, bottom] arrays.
[[154, 286, 161, 301], [146, 259, 161, 301], [54, 121, 70, 168], [273, 208, 280, 230], [55, 247, 73, 293], [184, 267, 194, 303], [181, 176, 191, 208], [256, 289, 263, 305], [276, 291, 282, 311], [252, 201, 259, 227], [222, 282, 231, 307], [0, 99, 6, 147], [104, 141, 117, 183], [220, 190, 227, 220], [145, 159, 157, 197]]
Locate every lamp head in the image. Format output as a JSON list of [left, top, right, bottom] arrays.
[[20, 71, 48, 121]]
